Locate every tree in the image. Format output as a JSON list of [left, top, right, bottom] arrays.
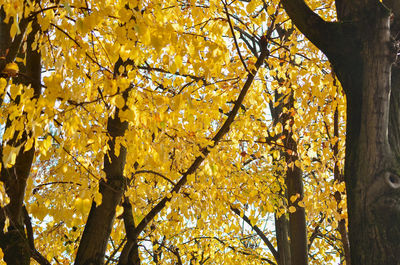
[[282, 0, 400, 264], [0, 1, 353, 264]]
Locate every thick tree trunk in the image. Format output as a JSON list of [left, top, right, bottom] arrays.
[[339, 6, 400, 265], [74, 58, 129, 264], [282, 1, 400, 264]]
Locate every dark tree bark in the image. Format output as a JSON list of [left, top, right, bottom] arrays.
[[74, 60, 129, 265], [282, 94, 308, 265], [268, 80, 307, 264], [270, 86, 307, 265], [118, 199, 141, 265], [0, 13, 43, 265], [275, 214, 291, 265], [74, 106, 128, 265], [282, 0, 400, 264]]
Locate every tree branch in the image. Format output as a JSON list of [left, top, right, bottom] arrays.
[[383, 0, 400, 16], [308, 214, 325, 250], [281, 0, 342, 56], [129, 35, 271, 241], [223, 0, 250, 73], [230, 206, 280, 263], [132, 170, 176, 186], [22, 207, 51, 265]]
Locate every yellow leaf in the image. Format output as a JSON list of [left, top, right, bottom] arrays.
[[25, 138, 34, 152], [2, 144, 22, 168], [288, 206, 296, 213], [272, 150, 280, 160], [0, 78, 7, 91], [74, 197, 83, 212], [10, 21, 20, 40], [336, 182, 345, 193], [3, 217, 9, 233], [94, 192, 103, 206], [274, 122, 283, 134], [290, 194, 299, 203], [175, 55, 183, 69], [246, 1, 257, 14], [42, 136, 52, 151], [83, 199, 91, 213], [9, 84, 21, 99], [3, 63, 19, 76], [116, 205, 124, 216], [187, 173, 195, 182], [114, 95, 125, 109]]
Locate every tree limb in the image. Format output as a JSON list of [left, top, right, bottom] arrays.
[[223, 0, 250, 73], [383, 0, 400, 16], [230, 206, 280, 263], [22, 206, 51, 265], [281, 0, 342, 56], [129, 35, 271, 242]]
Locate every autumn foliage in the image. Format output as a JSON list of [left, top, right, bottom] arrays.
[[0, 1, 350, 264]]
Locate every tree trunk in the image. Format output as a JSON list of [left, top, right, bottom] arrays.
[[275, 214, 291, 265], [118, 199, 141, 265], [0, 14, 41, 265], [285, 155, 308, 265], [282, 1, 400, 264], [74, 112, 128, 265], [74, 57, 130, 264], [337, 5, 400, 265], [274, 89, 308, 265]]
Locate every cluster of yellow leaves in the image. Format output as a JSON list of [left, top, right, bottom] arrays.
[[0, 0, 347, 264]]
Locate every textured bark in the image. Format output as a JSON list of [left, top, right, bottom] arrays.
[[0, 16, 41, 265], [275, 214, 291, 265], [389, 15, 400, 158], [285, 157, 308, 265], [337, 4, 400, 265], [282, 1, 400, 264], [74, 111, 128, 265]]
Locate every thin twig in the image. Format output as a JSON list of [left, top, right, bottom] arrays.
[[230, 205, 280, 262], [129, 30, 271, 241], [223, 0, 250, 73]]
